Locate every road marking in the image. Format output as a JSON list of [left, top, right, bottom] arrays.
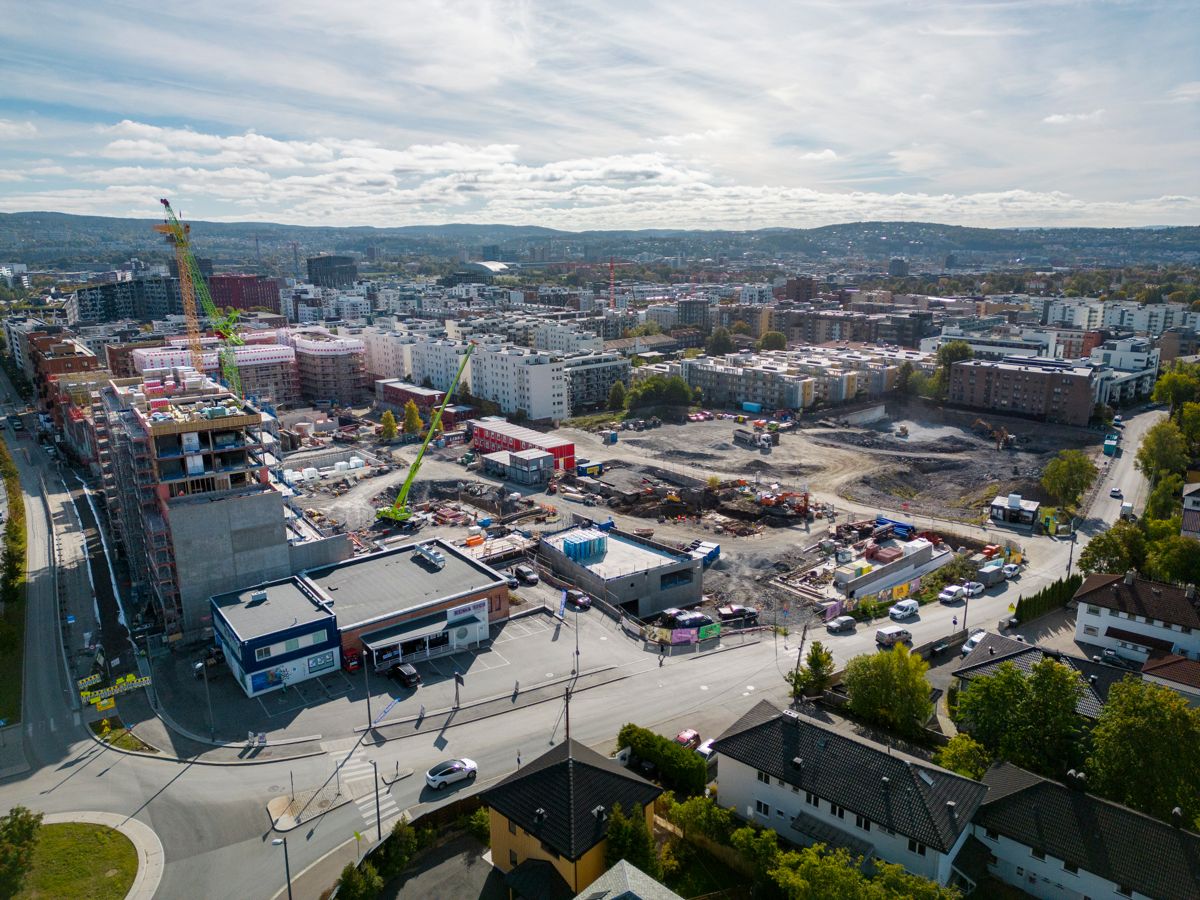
[[48, 718, 55, 732]]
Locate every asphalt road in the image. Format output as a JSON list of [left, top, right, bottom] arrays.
[[0, 389, 1162, 900]]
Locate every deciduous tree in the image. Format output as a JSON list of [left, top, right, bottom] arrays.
[[0, 806, 42, 899], [402, 399, 422, 435], [1040, 449, 1098, 511], [1088, 679, 1200, 824], [379, 409, 398, 441], [1152, 368, 1199, 421], [843, 645, 933, 739], [706, 327, 734, 356], [607, 380, 627, 411], [1145, 535, 1200, 584], [1135, 419, 1190, 483], [758, 331, 787, 351], [955, 661, 1029, 753], [934, 734, 992, 780], [1076, 520, 1146, 574], [1144, 473, 1184, 521]]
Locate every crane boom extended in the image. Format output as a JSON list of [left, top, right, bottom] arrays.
[[155, 199, 245, 397], [377, 343, 474, 523]]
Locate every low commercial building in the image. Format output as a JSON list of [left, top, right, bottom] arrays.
[[481, 448, 555, 485], [211, 579, 341, 697], [470, 418, 575, 470], [989, 493, 1041, 527], [374, 379, 444, 415], [540, 525, 702, 619], [305, 539, 508, 669]]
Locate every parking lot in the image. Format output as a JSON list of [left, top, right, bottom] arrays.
[[149, 605, 649, 743]]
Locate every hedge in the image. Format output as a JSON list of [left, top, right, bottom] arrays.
[[0, 435, 26, 606], [1013, 574, 1082, 623], [617, 723, 708, 797]]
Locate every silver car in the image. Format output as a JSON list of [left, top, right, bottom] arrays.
[[425, 758, 478, 790]]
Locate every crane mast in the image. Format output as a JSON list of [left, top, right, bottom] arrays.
[[155, 199, 245, 397], [377, 343, 474, 524]]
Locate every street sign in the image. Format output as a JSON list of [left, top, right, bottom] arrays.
[[81, 674, 151, 702], [558, 589, 568, 619], [454, 671, 464, 686], [66, 615, 75, 625]]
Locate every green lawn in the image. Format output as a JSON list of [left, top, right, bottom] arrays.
[[89, 716, 158, 753], [17, 823, 138, 900]]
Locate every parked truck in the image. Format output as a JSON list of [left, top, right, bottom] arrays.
[[1120, 501, 1135, 521], [977, 561, 1007, 586]]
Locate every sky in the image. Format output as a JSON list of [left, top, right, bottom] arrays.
[[0, 0, 1197, 230]]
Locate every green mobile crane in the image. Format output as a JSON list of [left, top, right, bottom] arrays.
[[376, 343, 473, 525]]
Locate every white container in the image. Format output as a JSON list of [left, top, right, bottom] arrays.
[[302, 467, 319, 481], [334, 461, 350, 472]]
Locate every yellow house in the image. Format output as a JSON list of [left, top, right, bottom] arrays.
[[481, 737, 662, 898]]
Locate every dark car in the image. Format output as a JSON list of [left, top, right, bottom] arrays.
[[513, 565, 539, 585], [717, 604, 759, 625], [505, 574, 520, 590], [565, 589, 592, 609], [388, 662, 422, 688]]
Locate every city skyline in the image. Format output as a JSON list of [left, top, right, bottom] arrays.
[[0, 0, 1197, 229]]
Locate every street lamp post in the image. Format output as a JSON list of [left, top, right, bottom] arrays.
[[573, 603, 580, 674], [363, 655, 372, 730], [202, 660, 214, 741], [271, 837, 293, 900], [371, 759, 382, 840]]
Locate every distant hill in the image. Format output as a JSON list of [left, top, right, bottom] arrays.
[[1, 211, 1197, 270]]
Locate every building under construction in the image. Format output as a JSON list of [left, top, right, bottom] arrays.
[[98, 367, 348, 638]]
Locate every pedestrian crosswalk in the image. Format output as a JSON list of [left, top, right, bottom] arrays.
[[333, 748, 402, 833]]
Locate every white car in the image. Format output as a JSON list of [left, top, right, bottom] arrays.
[[888, 599, 919, 620], [963, 582, 985, 598], [1109, 487, 1123, 499], [425, 758, 478, 790], [960, 630, 988, 657], [695, 738, 717, 761], [937, 585, 965, 604], [1002, 563, 1021, 579]]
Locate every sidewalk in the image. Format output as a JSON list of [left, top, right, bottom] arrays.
[[0, 724, 30, 779]]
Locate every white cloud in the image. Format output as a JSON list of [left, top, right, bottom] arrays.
[[1042, 109, 1105, 125], [1168, 82, 1200, 103], [798, 148, 838, 162], [0, 120, 37, 140]]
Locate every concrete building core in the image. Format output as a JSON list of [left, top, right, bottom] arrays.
[[540, 526, 702, 619]]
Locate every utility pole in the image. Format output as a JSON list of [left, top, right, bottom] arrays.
[[271, 837, 293, 900], [564, 686, 572, 742], [371, 759, 382, 841]]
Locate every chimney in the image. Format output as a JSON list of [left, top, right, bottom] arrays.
[[1124, 570, 1135, 586], [946, 801, 957, 821], [1187, 584, 1196, 600], [989, 647, 996, 655]]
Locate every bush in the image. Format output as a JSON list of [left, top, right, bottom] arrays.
[[1013, 574, 1081, 623], [334, 861, 383, 900], [664, 794, 734, 844], [617, 723, 708, 796], [464, 807, 490, 846]]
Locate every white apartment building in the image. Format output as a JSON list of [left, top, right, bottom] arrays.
[[1042, 298, 1104, 330], [410, 338, 474, 393], [1072, 572, 1200, 663], [532, 323, 603, 355], [738, 283, 774, 304], [361, 328, 420, 381], [469, 345, 567, 422], [1102, 300, 1200, 336], [713, 702, 985, 888], [1088, 337, 1161, 404], [644, 304, 678, 330]]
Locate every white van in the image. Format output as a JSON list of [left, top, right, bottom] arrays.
[[876, 625, 912, 647], [888, 599, 919, 620]]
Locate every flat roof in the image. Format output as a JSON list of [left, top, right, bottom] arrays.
[[305, 538, 506, 629], [544, 527, 688, 580], [212, 579, 333, 642]]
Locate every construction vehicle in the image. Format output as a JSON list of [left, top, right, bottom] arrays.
[[155, 200, 244, 396], [376, 344, 474, 524]]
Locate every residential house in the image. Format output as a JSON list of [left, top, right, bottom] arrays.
[[968, 762, 1200, 900], [1072, 572, 1200, 663], [953, 633, 1129, 720], [1181, 483, 1200, 541], [711, 701, 986, 887], [481, 738, 662, 897], [1140, 651, 1200, 706], [572, 861, 684, 900]]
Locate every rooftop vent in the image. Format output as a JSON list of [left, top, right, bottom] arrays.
[[413, 543, 446, 570], [250, 590, 268, 603], [592, 805, 607, 820], [946, 801, 957, 820], [534, 808, 546, 823], [918, 770, 935, 786], [792, 757, 804, 770], [1124, 570, 1136, 585]]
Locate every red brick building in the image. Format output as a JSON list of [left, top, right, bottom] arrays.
[[208, 274, 282, 314]]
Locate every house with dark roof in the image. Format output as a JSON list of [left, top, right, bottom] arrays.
[[953, 633, 1129, 719], [1141, 650, 1200, 706], [1072, 572, 1200, 664], [969, 762, 1200, 900], [1181, 482, 1200, 541], [480, 738, 662, 898], [711, 700, 986, 887]]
